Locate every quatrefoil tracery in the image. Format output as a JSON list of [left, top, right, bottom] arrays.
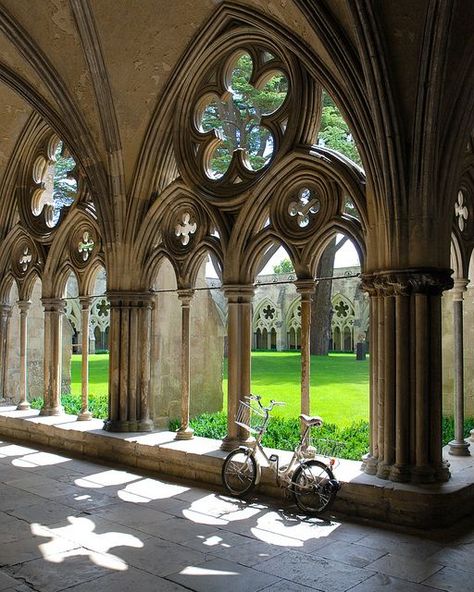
[[455, 190, 468, 232], [175, 39, 297, 199], [19, 247, 32, 272], [78, 231, 95, 261], [288, 188, 321, 228], [175, 212, 197, 246], [197, 52, 288, 181]]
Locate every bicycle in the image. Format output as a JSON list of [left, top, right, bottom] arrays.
[[221, 394, 341, 516]]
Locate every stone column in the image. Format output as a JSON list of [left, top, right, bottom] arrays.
[[221, 285, 254, 450], [449, 279, 470, 455], [77, 297, 92, 421], [17, 300, 31, 410], [175, 289, 194, 440], [104, 292, 154, 432], [0, 303, 12, 400], [361, 269, 453, 483], [296, 281, 315, 420], [40, 298, 66, 416]]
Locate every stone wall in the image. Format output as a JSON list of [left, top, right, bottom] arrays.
[[151, 261, 224, 425], [6, 280, 72, 404]]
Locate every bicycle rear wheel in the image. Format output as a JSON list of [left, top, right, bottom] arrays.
[[291, 460, 338, 515], [222, 448, 257, 497]]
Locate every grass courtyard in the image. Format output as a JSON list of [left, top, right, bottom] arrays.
[[66, 351, 369, 426]]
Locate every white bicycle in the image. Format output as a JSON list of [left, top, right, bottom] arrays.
[[221, 394, 341, 515]]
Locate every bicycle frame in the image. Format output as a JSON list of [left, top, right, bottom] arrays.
[[239, 400, 315, 489]]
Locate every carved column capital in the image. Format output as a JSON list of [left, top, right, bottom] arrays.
[[106, 291, 154, 309], [41, 298, 66, 314], [222, 284, 255, 304], [452, 278, 469, 302], [361, 268, 453, 297], [294, 279, 316, 298], [17, 300, 31, 314], [177, 288, 195, 306], [79, 296, 92, 310]]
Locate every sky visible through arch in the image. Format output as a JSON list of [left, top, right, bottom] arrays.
[[205, 235, 360, 278]]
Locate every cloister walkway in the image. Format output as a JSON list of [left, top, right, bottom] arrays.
[[0, 437, 474, 592]]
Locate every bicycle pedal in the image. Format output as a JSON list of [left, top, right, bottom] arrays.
[[269, 454, 279, 463]]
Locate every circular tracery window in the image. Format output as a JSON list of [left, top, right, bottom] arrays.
[[31, 137, 77, 228], [197, 52, 288, 180], [175, 38, 298, 200]]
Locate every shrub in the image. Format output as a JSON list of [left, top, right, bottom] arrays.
[[29, 393, 109, 419]]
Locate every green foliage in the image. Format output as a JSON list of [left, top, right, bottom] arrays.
[[30, 393, 109, 419], [201, 53, 288, 176], [53, 141, 77, 211], [272, 258, 294, 274], [318, 92, 362, 166], [442, 415, 474, 445]]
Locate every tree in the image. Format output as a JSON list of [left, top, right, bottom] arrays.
[[53, 141, 77, 210], [201, 53, 288, 177], [318, 92, 362, 166], [273, 258, 294, 274]]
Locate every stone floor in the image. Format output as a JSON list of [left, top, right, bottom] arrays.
[[0, 438, 473, 592]]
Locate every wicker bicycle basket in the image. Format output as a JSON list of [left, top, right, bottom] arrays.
[[235, 399, 266, 434]]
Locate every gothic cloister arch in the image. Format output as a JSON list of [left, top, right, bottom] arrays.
[[0, 1, 472, 524]]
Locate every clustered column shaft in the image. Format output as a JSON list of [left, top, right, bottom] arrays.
[[104, 292, 154, 432], [221, 285, 254, 451], [175, 289, 194, 440], [77, 297, 92, 421], [40, 298, 66, 416], [362, 269, 453, 483], [448, 279, 470, 456], [17, 300, 31, 410], [0, 303, 12, 400], [296, 281, 316, 424]]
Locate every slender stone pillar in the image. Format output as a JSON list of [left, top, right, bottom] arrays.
[[77, 297, 92, 421], [175, 289, 194, 440], [296, 281, 315, 422], [449, 279, 470, 455], [17, 300, 31, 410], [361, 269, 453, 483], [103, 292, 154, 432], [221, 285, 254, 450], [40, 298, 65, 416], [0, 303, 12, 400]]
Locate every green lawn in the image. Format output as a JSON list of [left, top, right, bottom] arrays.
[[70, 353, 109, 397], [225, 352, 368, 426], [70, 351, 368, 427]]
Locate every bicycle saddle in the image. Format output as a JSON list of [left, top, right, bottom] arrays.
[[299, 414, 323, 427]]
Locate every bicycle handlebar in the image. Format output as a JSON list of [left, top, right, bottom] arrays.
[[246, 394, 286, 412]]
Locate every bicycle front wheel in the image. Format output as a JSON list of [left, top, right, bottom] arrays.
[[291, 460, 338, 515], [222, 448, 257, 497]]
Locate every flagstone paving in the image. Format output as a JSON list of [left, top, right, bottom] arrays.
[[0, 438, 473, 592]]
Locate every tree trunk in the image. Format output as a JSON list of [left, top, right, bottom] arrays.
[[310, 237, 346, 355]]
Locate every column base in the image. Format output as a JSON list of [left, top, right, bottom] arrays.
[[411, 465, 436, 483], [137, 418, 154, 432], [77, 410, 93, 421], [175, 427, 194, 441], [103, 418, 154, 432], [376, 462, 391, 480], [39, 405, 64, 416], [16, 401, 31, 411], [220, 435, 254, 452], [361, 454, 378, 475], [389, 464, 411, 483], [448, 439, 471, 456]]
